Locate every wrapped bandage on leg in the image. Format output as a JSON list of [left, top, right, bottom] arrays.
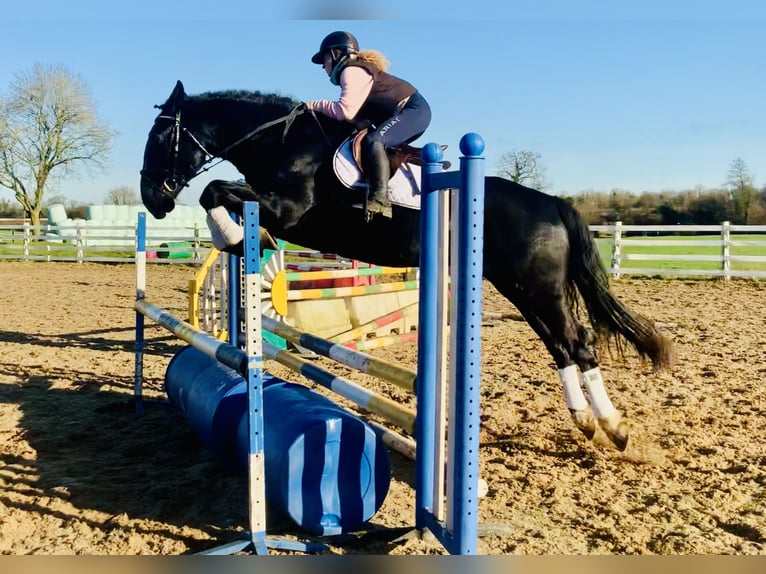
[[581, 367, 617, 419], [558, 365, 589, 412], [582, 366, 629, 450], [559, 364, 596, 440], [206, 206, 243, 250]]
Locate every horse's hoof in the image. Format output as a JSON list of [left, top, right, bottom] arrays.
[[598, 413, 630, 451], [569, 408, 596, 440]]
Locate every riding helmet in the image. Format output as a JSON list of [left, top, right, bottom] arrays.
[[311, 31, 359, 64]]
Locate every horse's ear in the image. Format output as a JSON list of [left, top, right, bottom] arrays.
[[171, 80, 186, 102], [159, 80, 186, 113]]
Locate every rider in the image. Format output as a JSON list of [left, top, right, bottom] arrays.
[[305, 31, 432, 219]]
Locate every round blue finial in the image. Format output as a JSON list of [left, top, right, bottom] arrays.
[[459, 132, 485, 157], [421, 142, 444, 164]]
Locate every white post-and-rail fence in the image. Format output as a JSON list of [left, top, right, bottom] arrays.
[[3, 219, 765, 279], [0, 221, 207, 263], [591, 222, 766, 279]]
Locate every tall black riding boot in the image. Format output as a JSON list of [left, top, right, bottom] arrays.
[[361, 138, 392, 219]]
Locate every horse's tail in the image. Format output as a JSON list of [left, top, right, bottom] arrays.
[[555, 198, 676, 370]]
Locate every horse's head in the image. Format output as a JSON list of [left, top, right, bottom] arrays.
[[140, 81, 209, 218]]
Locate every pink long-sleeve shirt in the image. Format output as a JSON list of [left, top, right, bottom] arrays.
[[306, 66, 374, 121]]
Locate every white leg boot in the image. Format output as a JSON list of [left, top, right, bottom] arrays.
[[558, 365, 596, 440], [582, 367, 629, 450], [206, 206, 243, 249]]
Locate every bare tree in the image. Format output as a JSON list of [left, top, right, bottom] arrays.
[[0, 197, 24, 217], [747, 195, 766, 224], [105, 185, 139, 205], [496, 150, 551, 191], [726, 157, 754, 190], [0, 63, 116, 233], [725, 157, 757, 224], [44, 194, 71, 207]]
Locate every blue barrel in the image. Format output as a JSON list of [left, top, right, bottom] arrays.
[[165, 346, 249, 469], [165, 346, 391, 536]]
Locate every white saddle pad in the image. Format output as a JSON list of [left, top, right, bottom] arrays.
[[332, 138, 422, 211]]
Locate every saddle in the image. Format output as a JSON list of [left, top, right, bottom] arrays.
[[332, 131, 448, 212], [350, 129, 451, 173]]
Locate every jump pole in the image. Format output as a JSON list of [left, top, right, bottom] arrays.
[[262, 339, 417, 434], [261, 315, 417, 392]]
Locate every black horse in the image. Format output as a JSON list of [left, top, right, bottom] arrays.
[[140, 81, 675, 451]]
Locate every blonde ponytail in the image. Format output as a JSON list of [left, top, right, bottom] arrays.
[[357, 50, 390, 72]]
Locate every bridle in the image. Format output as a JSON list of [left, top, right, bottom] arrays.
[[139, 111, 212, 198], [140, 103, 307, 199]]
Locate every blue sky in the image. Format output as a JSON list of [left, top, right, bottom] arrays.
[[1, 2, 765, 206]]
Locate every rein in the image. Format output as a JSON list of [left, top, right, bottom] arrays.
[[216, 103, 305, 160], [307, 109, 335, 150]]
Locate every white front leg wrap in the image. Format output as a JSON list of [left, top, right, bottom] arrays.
[[207, 221, 227, 250], [206, 206, 244, 250], [582, 367, 617, 419], [558, 365, 589, 411]]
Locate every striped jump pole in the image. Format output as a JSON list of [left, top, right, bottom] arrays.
[[340, 332, 418, 352], [136, 298, 248, 375], [281, 249, 348, 260], [285, 261, 352, 270], [284, 279, 419, 302], [257, 247, 419, 350], [284, 265, 406, 282], [262, 341, 416, 434], [262, 315, 416, 392], [328, 301, 418, 345]]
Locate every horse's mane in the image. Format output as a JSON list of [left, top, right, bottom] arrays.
[[193, 90, 298, 108]]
